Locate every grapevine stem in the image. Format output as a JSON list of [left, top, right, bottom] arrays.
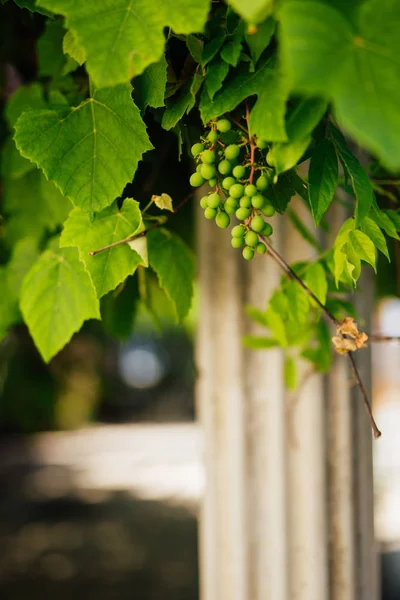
[[88, 192, 194, 256], [260, 234, 381, 438], [244, 101, 256, 185]]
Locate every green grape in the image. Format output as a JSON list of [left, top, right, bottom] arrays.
[[231, 225, 245, 238], [200, 163, 216, 179], [236, 207, 250, 221], [209, 178, 217, 187], [218, 160, 232, 175], [230, 183, 244, 199], [251, 194, 266, 209], [200, 196, 209, 209], [190, 172, 205, 187], [256, 175, 269, 191], [239, 196, 252, 208], [231, 237, 245, 249], [225, 144, 240, 161], [225, 203, 237, 215], [216, 211, 230, 228], [207, 193, 221, 208], [261, 222, 273, 236], [191, 142, 204, 157], [256, 242, 267, 254], [222, 176, 236, 190], [218, 150, 223, 157], [216, 118, 231, 132], [196, 164, 202, 173], [266, 150, 275, 166], [204, 207, 217, 219], [208, 130, 219, 142], [242, 246, 254, 261], [202, 149, 216, 164], [245, 230, 258, 247], [261, 203, 275, 217], [232, 165, 246, 179], [226, 197, 239, 209], [251, 215, 265, 233], [257, 138, 268, 150], [245, 184, 257, 197]]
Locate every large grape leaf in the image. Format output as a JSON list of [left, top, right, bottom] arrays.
[[200, 57, 288, 141], [147, 228, 195, 321], [7, 238, 40, 297], [5, 83, 46, 128], [20, 246, 100, 362], [60, 199, 144, 297], [14, 84, 153, 213], [1, 137, 35, 180], [279, 0, 400, 171], [37, 0, 210, 88]]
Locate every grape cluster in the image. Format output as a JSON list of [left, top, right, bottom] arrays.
[[189, 118, 276, 261]]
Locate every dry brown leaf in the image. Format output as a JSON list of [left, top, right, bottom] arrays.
[[332, 336, 358, 354], [333, 318, 368, 354], [336, 317, 360, 338]]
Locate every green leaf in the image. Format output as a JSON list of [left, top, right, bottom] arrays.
[[162, 71, 203, 130], [63, 30, 86, 66], [37, 0, 210, 88], [220, 34, 243, 67], [37, 19, 67, 78], [279, 0, 400, 171], [308, 139, 338, 225], [205, 56, 230, 100], [201, 35, 226, 67], [305, 262, 328, 305], [1, 136, 35, 179], [153, 193, 173, 212], [187, 34, 204, 64], [265, 306, 287, 346], [269, 99, 327, 175], [302, 320, 332, 373], [334, 217, 355, 250], [20, 246, 100, 362], [227, 0, 273, 24], [348, 230, 376, 271], [5, 83, 45, 128], [101, 275, 139, 340], [360, 216, 389, 260], [134, 55, 167, 112], [284, 356, 297, 389], [268, 170, 300, 214], [329, 124, 374, 223], [3, 169, 71, 244], [370, 206, 400, 240], [286, 280, 309, 323], [147, 228, 195, 321], [245, 17, 275, 65], [245, 305, 268, 326], [14, 0, 53, 15], [7, 238, 40, 297], [14, 84, 153, 213], [0, 268, 19, 340], [242, 335, 279, 349], [60, 199, 143, 297], [200, 57, 288, 142]]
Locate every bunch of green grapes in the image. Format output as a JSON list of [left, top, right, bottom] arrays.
[[189, 118, 276, 261]]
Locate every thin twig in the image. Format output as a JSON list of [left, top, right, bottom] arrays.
[[347, 352, 381, 438], [369, 334, 400, 343], [260, 235, 339, 325], [89, 191, 195, 257], [89, 221, 162, 256], [260, 234, 382, 437]]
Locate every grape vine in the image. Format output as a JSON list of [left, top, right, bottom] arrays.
[[2, 0, 400, 436]]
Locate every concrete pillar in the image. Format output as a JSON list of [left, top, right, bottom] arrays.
[[196, 199, 378, 600]]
